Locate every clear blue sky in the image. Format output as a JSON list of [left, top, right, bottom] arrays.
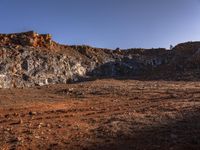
[[0, 0, 200, 49]]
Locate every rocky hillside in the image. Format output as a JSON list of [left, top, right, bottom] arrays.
[[0, 31, 200, 88]]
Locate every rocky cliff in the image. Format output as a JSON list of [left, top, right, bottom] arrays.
[[0, 31, 200, 88], [0, 31, 53, 49]]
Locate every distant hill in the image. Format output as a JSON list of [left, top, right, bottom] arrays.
[[0, 31, 200, 88]]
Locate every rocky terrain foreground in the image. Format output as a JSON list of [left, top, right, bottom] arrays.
[[0, 79, 200, 150], [0, 31, 200, 150]]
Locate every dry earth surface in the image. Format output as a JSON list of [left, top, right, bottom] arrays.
[[0, 79, 200, 150]]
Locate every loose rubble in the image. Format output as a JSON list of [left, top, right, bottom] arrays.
[[0, 79, 200, 149]]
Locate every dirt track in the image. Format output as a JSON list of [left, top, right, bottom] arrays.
[[0, 79, 200, 150]]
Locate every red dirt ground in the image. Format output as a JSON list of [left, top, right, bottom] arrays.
[[0, 79, 200, 150]]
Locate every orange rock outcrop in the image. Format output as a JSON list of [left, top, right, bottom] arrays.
[[0, 31, 53, 49]]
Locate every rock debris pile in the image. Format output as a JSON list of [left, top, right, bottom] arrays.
[[0, 31, 200, 88]]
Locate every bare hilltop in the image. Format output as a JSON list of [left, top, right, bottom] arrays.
[[0, 31, 200, 88]]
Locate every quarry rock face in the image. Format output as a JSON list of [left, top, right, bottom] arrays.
[[0, 46, 87, 88], [0, 31, 90, 88], [0, 31, 200, 88]]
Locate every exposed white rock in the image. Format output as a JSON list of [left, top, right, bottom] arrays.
[[0, 74, 10, 88]]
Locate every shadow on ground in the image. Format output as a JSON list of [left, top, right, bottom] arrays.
[[88, 109, 200, 150]]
